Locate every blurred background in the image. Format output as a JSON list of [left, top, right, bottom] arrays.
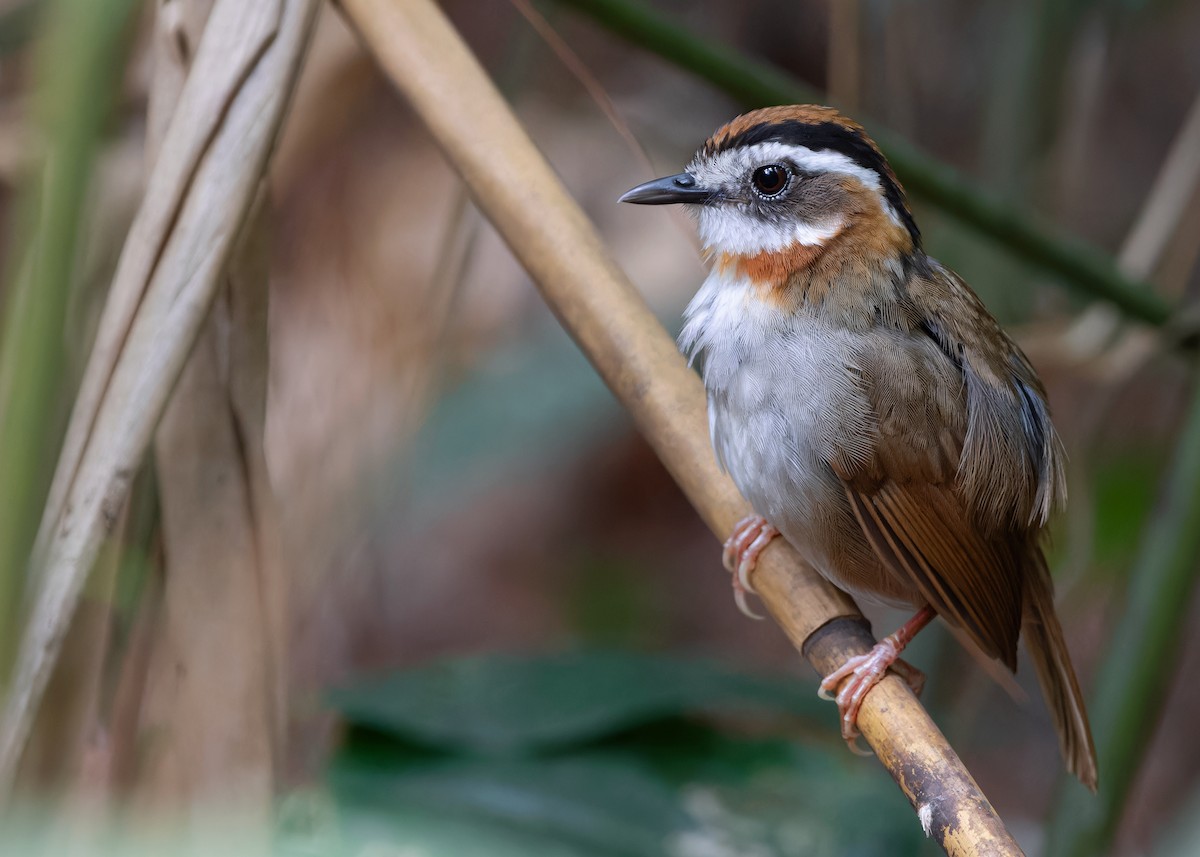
[[1, 0, 1199, 855]]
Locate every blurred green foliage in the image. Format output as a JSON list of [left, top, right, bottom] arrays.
[[313, 649, 932, 857], [1090, 452, 1165, 578]]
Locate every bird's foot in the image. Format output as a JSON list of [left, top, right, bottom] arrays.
[[817, 607, 935, 753], [818, 641, 925, 753], [721, 515, 779, 619]]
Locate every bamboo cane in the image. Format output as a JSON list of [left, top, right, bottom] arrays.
[[336, 1, 1025, 854]]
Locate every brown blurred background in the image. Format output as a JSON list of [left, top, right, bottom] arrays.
[[4, 0, 1200, 854]]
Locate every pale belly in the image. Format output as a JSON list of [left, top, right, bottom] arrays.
[[681, 278, 920, 606], [709, 348, 902, 601]]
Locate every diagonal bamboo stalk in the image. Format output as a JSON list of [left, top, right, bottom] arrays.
[[0, 0, 319, 800], [336, 0, 1025, 853]]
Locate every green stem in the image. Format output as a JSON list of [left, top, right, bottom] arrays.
[[1047, 375, 1200, 856], [0, 0, 139, 682], [550, 0, 1171, 327]]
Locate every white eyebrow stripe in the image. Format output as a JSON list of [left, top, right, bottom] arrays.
[[688, 140, 905, 231], [742, 142, 884, 192]]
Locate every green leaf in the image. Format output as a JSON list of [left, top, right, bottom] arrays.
[[331, 753, 686, 857], [332, 808, 616, 857], [328, 649, 827, 755], [328, 727, 927, 857], [603, 723, 929, 855], [325, 652, 926, 856]]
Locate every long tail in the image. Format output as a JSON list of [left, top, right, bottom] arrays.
[[1023, 555, 1099, 791]]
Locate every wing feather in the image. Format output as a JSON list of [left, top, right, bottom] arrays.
[[824, 281, 1040, 666]]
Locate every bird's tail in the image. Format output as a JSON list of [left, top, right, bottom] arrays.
[[1022, 554, 1099, 792]]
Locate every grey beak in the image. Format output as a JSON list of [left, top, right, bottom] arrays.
[[619, 172, 713, 205]]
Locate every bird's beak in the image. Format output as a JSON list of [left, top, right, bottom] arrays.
[[619, 172, 713, 205]]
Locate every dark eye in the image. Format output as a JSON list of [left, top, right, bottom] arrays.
[[751, 164, 789, 197]]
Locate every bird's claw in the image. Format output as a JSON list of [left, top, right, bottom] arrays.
[[818, 640, 926, 745], [732, 580, 764, 620], [845, 734, 874, 757], [721, 515, 778, 619]]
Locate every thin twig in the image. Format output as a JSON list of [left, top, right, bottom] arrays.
[[507, 0, 702, 258], [508, 0, 655, 182], [336, 1, 1025, 853]]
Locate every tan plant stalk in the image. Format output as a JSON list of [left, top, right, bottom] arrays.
[[0, 0, 319, 799], [123, 1, 284, 828], [1065, 88, 1200, 362], [828, 0, 862, 112], [336, 0, 1025, 854]]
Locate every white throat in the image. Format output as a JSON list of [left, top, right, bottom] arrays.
[[695, 207, 844, 256]]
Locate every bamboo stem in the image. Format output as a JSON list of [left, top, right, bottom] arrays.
[[337, 1, 1025, 853], [549, 0, 1172, 329]]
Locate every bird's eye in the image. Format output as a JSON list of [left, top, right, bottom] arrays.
[[751, 164, 789, 197]]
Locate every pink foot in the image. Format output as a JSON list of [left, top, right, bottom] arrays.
[[817, 606, 934, 752], [721, 515, 779, 619]]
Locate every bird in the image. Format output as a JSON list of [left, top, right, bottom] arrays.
[[620, 104, 1098, 791]]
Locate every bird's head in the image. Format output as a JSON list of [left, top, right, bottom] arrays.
[[621, 105, 919, 284]]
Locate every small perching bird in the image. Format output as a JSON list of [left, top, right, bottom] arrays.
[[621, 105, 1098, 791]]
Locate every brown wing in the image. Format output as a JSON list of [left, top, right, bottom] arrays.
[[844, 482, 1022, 668], [829, 326, 1024, 668], [905, 260, 1066, 530]]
